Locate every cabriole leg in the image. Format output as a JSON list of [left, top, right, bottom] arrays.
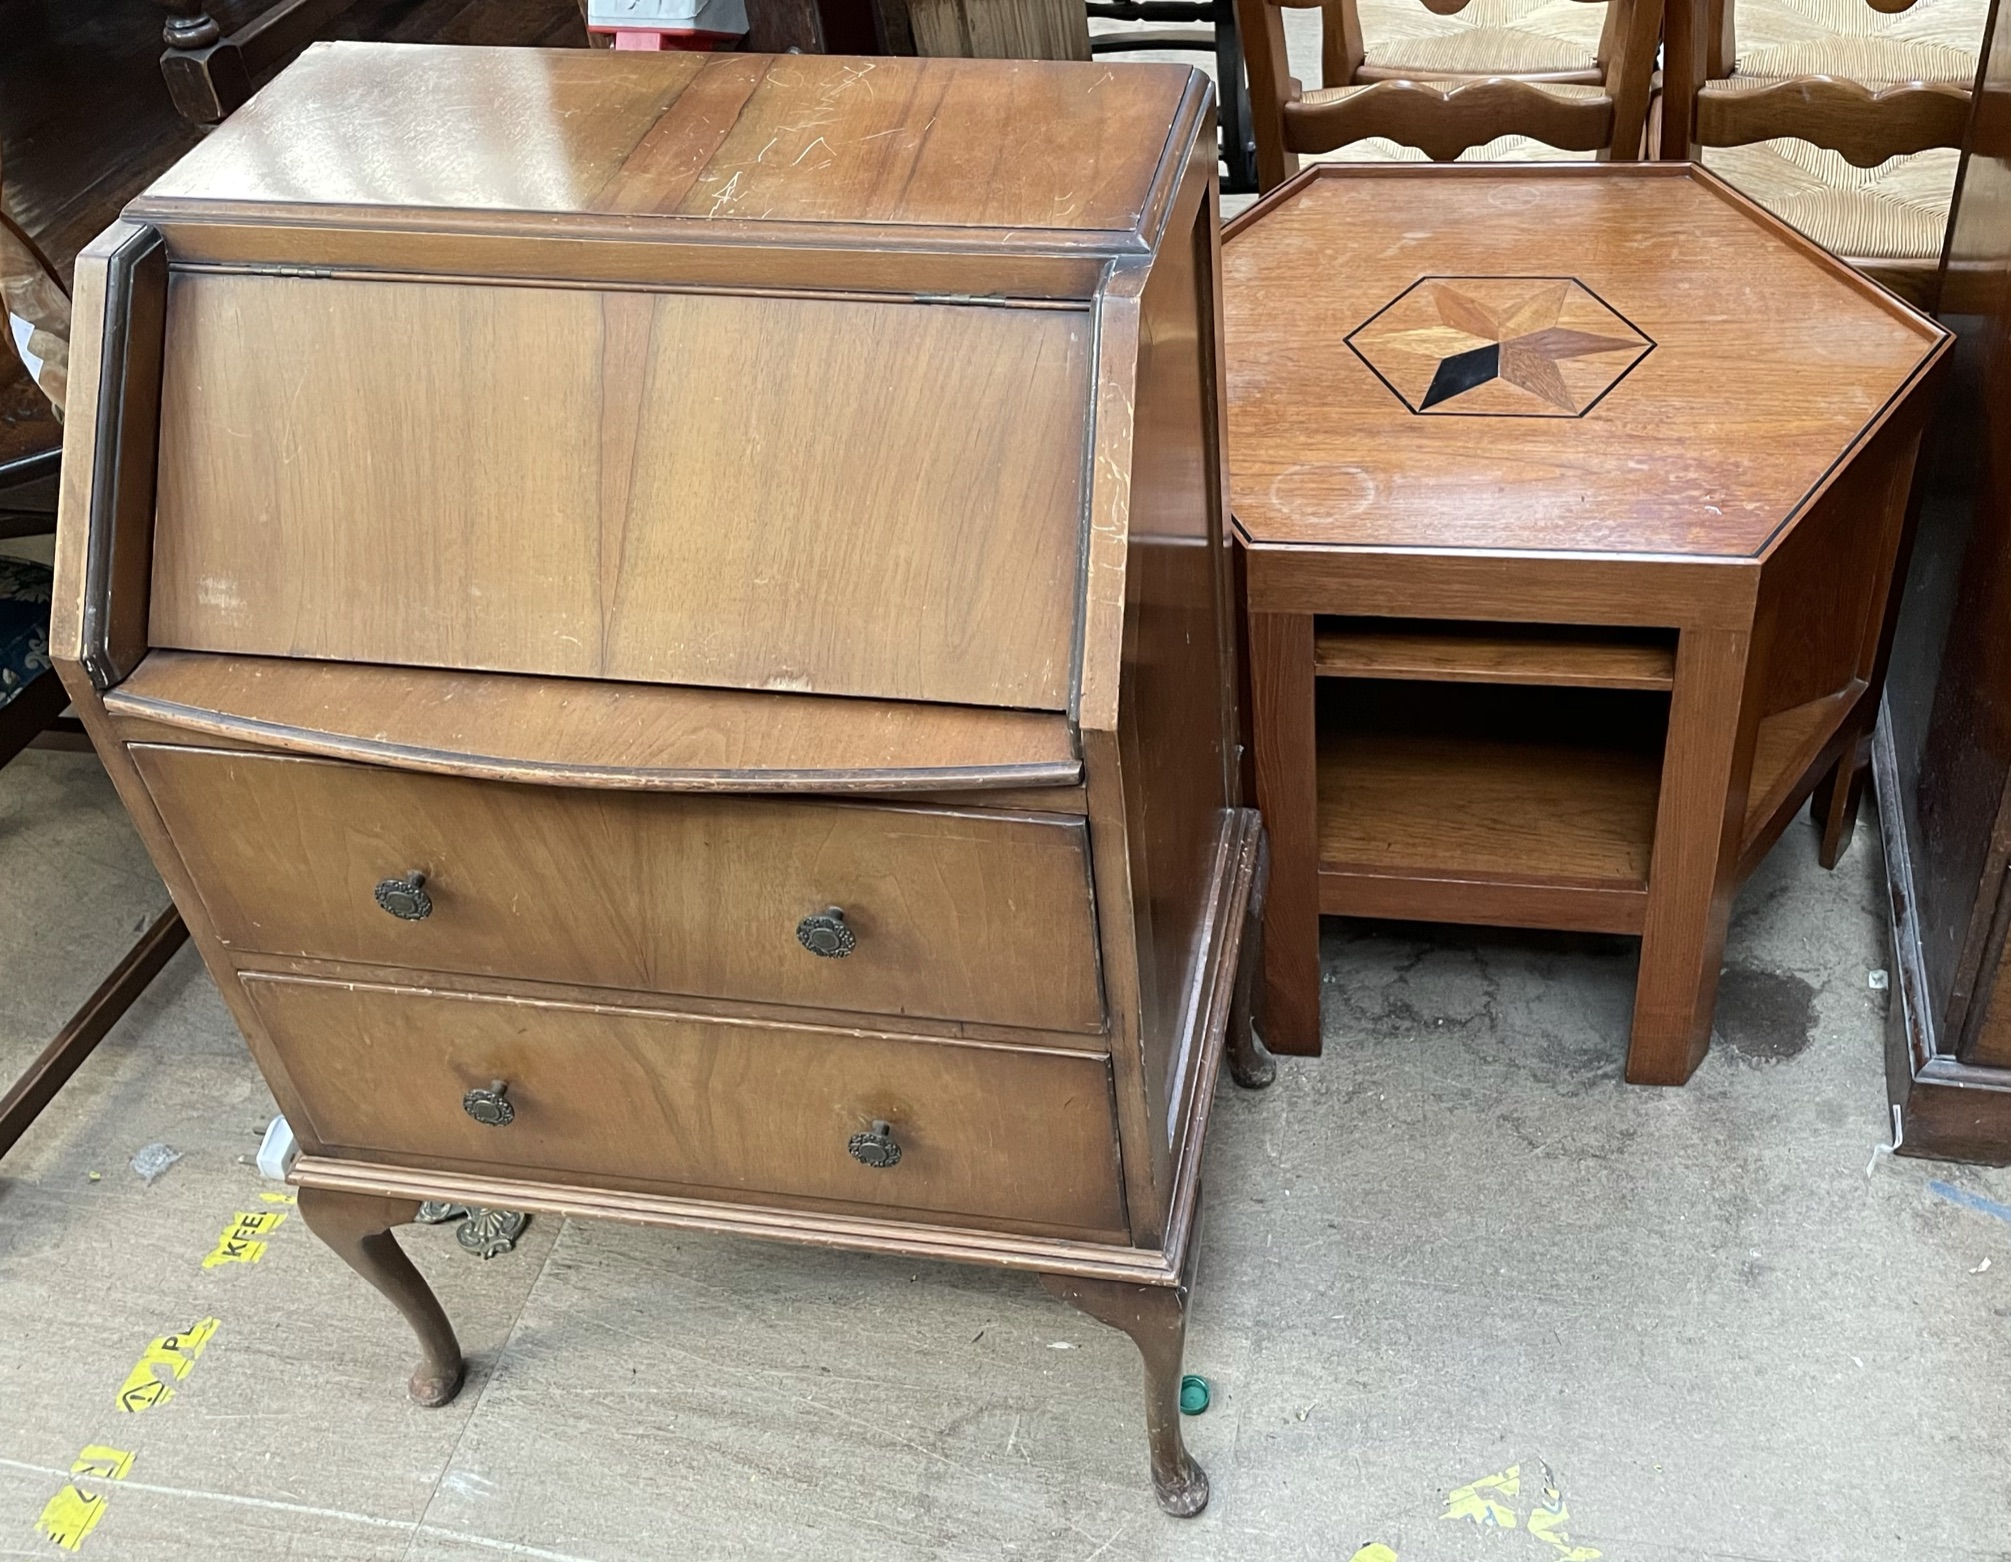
[[1038, 1269, 1208, 1516], [297, 1186, 465, 1407], [1229, 823, 1277, 1089]]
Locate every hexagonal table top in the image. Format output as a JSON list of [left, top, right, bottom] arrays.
[[1224, 165, 1944, 559]]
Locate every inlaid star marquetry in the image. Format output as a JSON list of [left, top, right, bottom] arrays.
[[1346, 276, 1653, 417]]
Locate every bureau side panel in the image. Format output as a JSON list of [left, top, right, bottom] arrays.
[[1118, 156, 1237, 1151], [148, 274, 1089, 710]]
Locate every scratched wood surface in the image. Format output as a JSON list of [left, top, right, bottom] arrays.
[[1223, 164, 1941, 558], [132, 43, 1196, 238], [149, 274, 1090, 708]]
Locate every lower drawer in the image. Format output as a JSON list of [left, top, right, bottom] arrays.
[[242, 975, 1126, 1236]]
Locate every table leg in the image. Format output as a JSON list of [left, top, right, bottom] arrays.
[[1247, 610, 1321, 1055], [1629, 626, 1759, 1084], [1811, 728, 1870, 869], [1228, 824, 1278, 1088]]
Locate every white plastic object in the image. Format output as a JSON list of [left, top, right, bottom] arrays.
[[587, 0, 707, 23], [587, 0, 748, 42], [256, 1114, 299, 1181]]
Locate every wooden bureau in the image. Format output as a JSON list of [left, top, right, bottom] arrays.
[[51, 43, 1266, 1516]]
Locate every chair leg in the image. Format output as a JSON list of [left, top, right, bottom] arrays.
[[297, 1186, 466, 1407], [1229, 823, 1277, 1088], [1214, 0, 1258, 193], [0, 670, 72, 769], [1039, 1264, 1209, 1516], [0, 906, 187, 1161]]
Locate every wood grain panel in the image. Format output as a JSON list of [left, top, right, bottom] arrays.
[[133, 45, 1196, 243], [908, 0, 1091, 59], [242, 975, 1125, 1234], [1314, 619, 1676, 690], [1118, 163, 1234, 1157], [1754, 415, 1924, 718], [105, 652, 1081, 792], [133, 746, 1107, 1035], [1224, 165, 1943, 558], [1741, 683, 1863, 849], [150, 274, 1090, 710], [1317, 726, 1661, 894]]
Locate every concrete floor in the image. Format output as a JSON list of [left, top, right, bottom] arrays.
[[5, 733, 2011, 1561]]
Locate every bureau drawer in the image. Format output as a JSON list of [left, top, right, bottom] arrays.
[[134, 745, 1104, 1035], [242, 975, 1126, 1236]]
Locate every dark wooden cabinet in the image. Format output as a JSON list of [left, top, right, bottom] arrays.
[[1878, 0, 2011, 1163]]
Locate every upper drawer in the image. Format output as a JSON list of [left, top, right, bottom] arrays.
[[148, 274, 1090, 710], [134, 744, 1105, 1035]]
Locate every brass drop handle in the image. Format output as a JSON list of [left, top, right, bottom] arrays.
[[796, 906, 856, 958], [374, 871, 432, 921], [847, 1120, 901, 1168], [462, 1080, 515, 1127]]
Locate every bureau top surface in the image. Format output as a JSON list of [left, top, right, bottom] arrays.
[[132, 43, 1199, 250], [1224, 165, 1946, 561]]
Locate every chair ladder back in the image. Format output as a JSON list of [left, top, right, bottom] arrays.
[[1668, 0, 1977, 162], [1238, 0, 1661, 184]]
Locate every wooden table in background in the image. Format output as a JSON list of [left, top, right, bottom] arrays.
[[1226, 163, 1949, 1085]]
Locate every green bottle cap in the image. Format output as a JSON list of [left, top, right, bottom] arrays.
[[1179, 1374, 1210, 1415]]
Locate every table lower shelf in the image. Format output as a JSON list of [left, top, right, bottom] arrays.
[[1315, 680, 1662, 934], [1309, 652, 1867, 939]]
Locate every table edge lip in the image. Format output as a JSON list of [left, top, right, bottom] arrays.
[[1220, 160, 1949, 347]]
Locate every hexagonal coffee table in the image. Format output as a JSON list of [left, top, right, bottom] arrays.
[[1225, 164, 1950, 1085]]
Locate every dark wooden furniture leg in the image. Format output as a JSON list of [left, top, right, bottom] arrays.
[[1247, 609, 1321, 1055], [297, 1186, 466, 1407], [157, 0, 356, 125], [1228, 822, 1276, 1087], [1811, 731, 1869, 870], [1038, 1263, 1208, 1516], [0, 906, 187, 1160], [1629, 624, 1757, 1084], [1213, 0, 1257, 193]]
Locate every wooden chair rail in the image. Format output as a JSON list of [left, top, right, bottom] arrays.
[[1239, 0, 1660, 185], [1414, 0, 1607, 11], [1695, 76, 1975, 166], [1353, 62, 1606, 83], [0, 908, 189, 1161], [1287, 77, 1616, 159]]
